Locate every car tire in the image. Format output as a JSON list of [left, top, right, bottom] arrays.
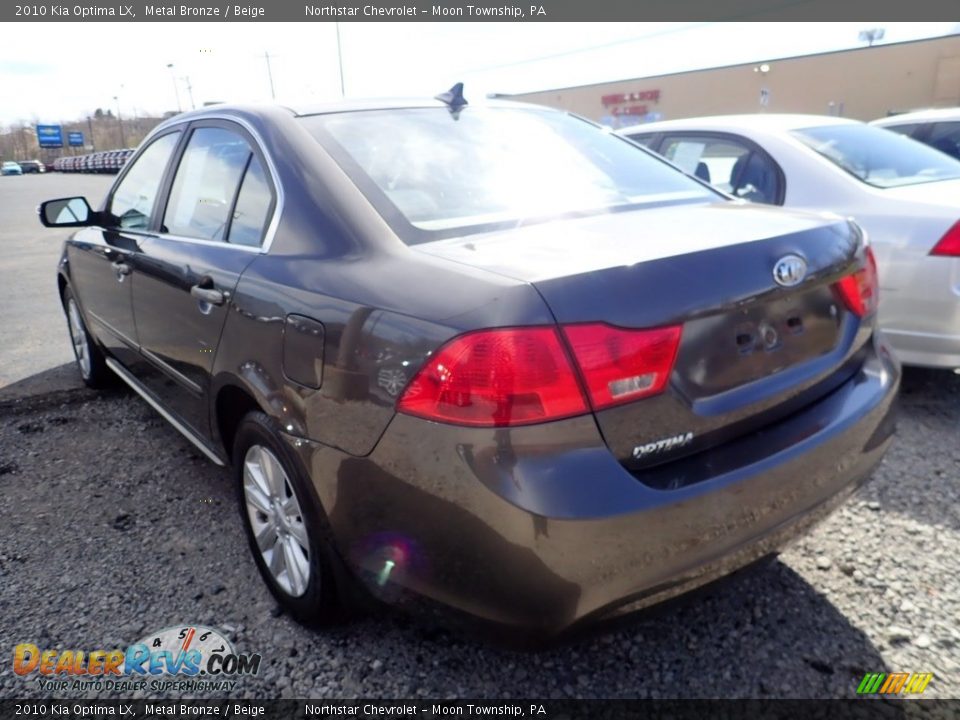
[[233, 411, 348, 626], [62, 286, 112, 388]]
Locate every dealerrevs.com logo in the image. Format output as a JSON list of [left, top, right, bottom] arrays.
[[13, 625, 262, 693]]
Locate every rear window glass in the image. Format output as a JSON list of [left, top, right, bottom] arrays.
[[792, 123, 960, 188], [299, 107, 718, 244]]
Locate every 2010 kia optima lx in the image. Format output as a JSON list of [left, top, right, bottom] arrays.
[[40, 88, 899, 636]]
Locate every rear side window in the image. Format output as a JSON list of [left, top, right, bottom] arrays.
[[227, 155, 274, 247], [108, 132, 181, 230], [659, 135, 783, 204], [162, 127, 252, 241]]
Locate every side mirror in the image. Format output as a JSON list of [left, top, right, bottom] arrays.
[[39, 197, 95, 228]]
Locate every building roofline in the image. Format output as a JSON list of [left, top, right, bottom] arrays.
[[502, 32, 960, 99]]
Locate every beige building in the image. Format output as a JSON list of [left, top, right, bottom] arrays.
[[510, 35, 960, 126]]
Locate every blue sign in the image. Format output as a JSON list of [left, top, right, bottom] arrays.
[[68, 132, 84, 147], [36, 124, 64, 148]]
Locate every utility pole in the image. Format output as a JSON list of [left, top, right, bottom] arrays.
[[182, 76, 196, 110], [113, 95, 126, 148], [167, 63, 182, 112], [87, 116, 96, 152], [264, 51, 276, 100], [335, 23, 345, 97]]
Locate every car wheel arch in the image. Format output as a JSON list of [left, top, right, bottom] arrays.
[[213, 382, 268, 460]]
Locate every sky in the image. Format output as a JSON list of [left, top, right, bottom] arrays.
[[1, 22, 957, 125]]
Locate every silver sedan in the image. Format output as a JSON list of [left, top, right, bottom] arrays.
[[621, 114, 960, 369]]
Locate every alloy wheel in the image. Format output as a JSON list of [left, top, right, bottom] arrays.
[[66, 298, 91, 379], [242, 444, 311, 597]]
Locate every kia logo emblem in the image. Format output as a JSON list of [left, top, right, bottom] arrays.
[[773, 255, 807, 287]]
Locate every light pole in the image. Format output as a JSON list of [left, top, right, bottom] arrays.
[[87, 116, 96, 152], [113, 94, 126, 148], [263, 51, 276, 100], [858, 28, 886, 47], [167, 63, 182, 112], [182, 76, 196, 110], [335, 23, 345, 97]]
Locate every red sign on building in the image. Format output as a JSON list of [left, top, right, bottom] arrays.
[[601, 89, 661, 106]]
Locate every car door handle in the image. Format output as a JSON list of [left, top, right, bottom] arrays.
[[190, 284, 227, 306], [111, 261, 131, 276]]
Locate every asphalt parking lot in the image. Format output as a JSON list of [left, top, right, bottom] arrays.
[[0, 175, 958, 700], [0, 172, 115, 388]]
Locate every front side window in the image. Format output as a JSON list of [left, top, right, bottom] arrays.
[[792, 123, 960, 188], [300, 107, 719, 244], [162, 127, 252, 241], [108, 131, 181, 230]]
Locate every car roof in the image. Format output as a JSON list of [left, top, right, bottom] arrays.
[[619, 113, 863, 136], [871, 107, 960, 125], [291, 97, 544, 116], [155, 97, 552, 127]]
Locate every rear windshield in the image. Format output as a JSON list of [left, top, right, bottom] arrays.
[[299, 107, 718, 244], [792, 123, 960, 188]]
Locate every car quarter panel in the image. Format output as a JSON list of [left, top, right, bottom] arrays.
[[212, 250, 557, 457]]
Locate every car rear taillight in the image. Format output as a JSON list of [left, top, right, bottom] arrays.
[[835, 246, 879, 318], [397, 327, 588, 427], [397, 323, 684, 426], [562, 324, 682, 410], [931, 221, 960, 256]]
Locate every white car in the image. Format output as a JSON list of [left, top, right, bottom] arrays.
[[621, 115, 960, 369], [871, 108, 960, 161]]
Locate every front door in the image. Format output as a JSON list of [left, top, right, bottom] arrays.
[[67, 131, 183, 367]]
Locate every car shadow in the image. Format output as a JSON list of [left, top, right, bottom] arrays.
[[316, 556, 893, 699], [0, 362, 92, 407]]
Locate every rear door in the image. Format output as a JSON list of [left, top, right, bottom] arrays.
[[130, 121, 277, 437]]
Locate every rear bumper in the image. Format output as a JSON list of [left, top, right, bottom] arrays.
[[288, 333, 900, 635], [880, 255, 960, 369], [883, 328, 960, 369]]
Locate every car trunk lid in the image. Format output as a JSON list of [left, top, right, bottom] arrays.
[[416, 202, 871, 470]]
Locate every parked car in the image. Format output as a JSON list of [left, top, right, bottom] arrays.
[[871, 108, 960, 161], [19, 160, 45, 174], [2, 161, 23, 176], [39, 97, 898, 636], [622, 114, 960, 369]]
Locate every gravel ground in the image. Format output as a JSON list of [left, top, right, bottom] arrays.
[[0, 365, 957, 700]]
